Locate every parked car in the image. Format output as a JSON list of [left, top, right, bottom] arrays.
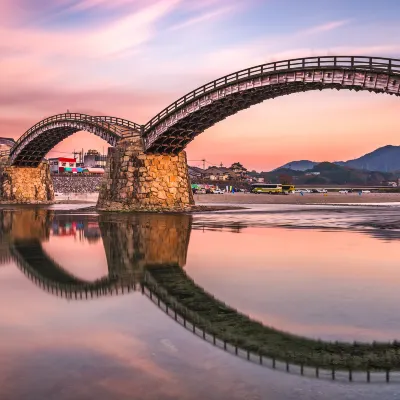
[[338, 190, 348, 194], [294, 189, 310, 193], [213, 189, 224, 194], [361, 190, 371, 193], [197, 188, 206, 194], [315, 188, 328, 193]]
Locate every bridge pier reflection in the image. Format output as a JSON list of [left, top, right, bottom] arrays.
[[0, 210, 192, 299], [100, 213, 192, 278]]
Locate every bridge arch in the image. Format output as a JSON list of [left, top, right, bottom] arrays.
[[9, 113, 142, 167], [143, 55, 400, 153], [10, 239, 135, 299], [11, 247, 400, 378]]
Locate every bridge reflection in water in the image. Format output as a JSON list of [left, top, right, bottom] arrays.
[[1, 209, 400, 384]]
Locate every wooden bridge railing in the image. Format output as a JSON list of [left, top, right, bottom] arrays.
[[143, 55, 400, 133], [11, 113, 142, 155]]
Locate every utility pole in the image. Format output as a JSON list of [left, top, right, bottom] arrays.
[[202, 159, 206, 170], [73, 149, 80, 163]]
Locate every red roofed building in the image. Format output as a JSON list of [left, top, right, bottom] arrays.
[[49, 157, 76, 173]]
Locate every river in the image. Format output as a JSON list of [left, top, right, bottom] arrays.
[[1, 204, 400, 399]]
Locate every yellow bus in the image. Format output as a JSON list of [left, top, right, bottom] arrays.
[[282, 184, 295, 193], [250, 183, 282, 194]]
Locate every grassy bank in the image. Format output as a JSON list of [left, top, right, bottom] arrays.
[[145, 264, 400, 371]]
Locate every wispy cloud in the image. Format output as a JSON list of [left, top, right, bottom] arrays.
[[301, 19, 352, 36], [67, 0, 142, 12], [0, 0, 182, 62], [169, 6, 233, 31], [1, 0, 400, 168]]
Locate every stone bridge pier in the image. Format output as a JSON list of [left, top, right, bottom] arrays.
[[97, 137, 194, 212], [0, 135, 194, 210], [0, 162, 54, 204]]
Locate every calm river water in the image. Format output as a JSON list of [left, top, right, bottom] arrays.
[[1, 205, 400, 399]]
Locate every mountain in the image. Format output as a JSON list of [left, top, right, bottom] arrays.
[[340, 145, 400, 172], [275, 145, 400, 173], [274, 160, 317, 171], [262, 162, 395, 185]]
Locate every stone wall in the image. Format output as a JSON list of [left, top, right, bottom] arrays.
[[0, 163, 54, 203], [97, 137, 194, 211], [52, 175, 104, 193]]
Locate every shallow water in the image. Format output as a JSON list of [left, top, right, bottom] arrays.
[[1, 205, 400, 399]]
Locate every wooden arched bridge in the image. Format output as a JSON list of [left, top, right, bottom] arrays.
[[2, 55, 400, 209]]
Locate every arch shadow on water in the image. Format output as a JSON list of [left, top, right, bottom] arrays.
[[1, 209, 400, 384]]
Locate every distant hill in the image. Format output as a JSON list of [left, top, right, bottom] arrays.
[[340, 145, 400, 172], [275, 160, 316, 171], [262, 162, 395, 185], [275, 145, 400, 173]]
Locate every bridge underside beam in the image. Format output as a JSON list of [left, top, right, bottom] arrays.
[[10, 119, 123, 167], [145, 83, 325, 153], [144, 71, 400, 153], [13, 127, 78, 167]]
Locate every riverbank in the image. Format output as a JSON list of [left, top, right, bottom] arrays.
[[194, 192, 400, 204], [52, 191, 400, 206]]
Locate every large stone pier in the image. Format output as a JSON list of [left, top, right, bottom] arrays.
[[0, 162, 54, 203], [0, 133, 195, 211], [97, 137, 194, 212]]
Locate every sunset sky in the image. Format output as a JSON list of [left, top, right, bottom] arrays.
[[2, 0, 400, 171]]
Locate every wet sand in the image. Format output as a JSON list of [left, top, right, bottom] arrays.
[[194, 192, 400, 205]]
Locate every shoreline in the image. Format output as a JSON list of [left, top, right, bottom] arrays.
[[194, 192, 400, 205], [50, 191, 400, 206]]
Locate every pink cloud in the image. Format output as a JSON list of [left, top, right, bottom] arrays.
[[169, 5, 234, 31], [1, 0, 400, 171], [0, 0, 182, 60], [301, 19, 352, 35]]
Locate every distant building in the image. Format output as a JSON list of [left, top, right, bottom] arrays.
[[204, 167, 236, 181], [230, 162, 247, 178], [256, 177, 265, 183], [188, 166, 205, 180], [49, 157, 76, 173], [84, 149, 107, 168], [305, 172, 321, 176], [190, 162, 249, 182]]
